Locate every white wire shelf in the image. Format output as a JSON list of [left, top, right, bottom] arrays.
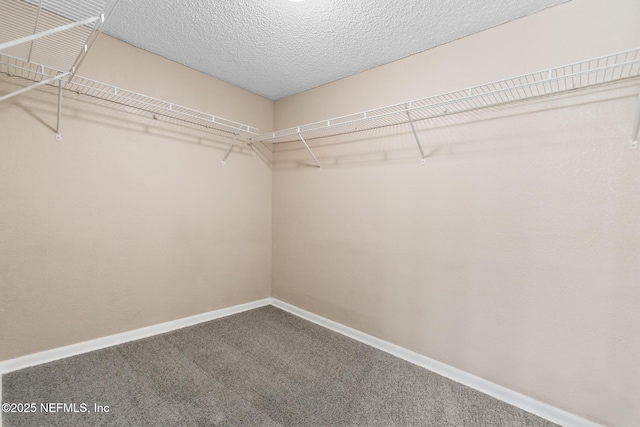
[[0, 0, 118, 75], [253, 47, 640, 145], [0, 0, 259, 141], [0, 53, 260, 136]]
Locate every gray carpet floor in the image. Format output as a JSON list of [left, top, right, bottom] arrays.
[[2, 306, 558, 426]]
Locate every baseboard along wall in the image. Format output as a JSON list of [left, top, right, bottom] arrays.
[[269, 299, 602, 427], [0, 297, 601, 427], [0, 298, 271, 374]]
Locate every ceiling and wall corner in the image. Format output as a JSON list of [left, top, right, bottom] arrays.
[[103, 0, 570, 101]]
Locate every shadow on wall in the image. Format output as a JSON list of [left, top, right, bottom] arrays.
[[272, 81, 639, 171], [0, 75, 273, 168]]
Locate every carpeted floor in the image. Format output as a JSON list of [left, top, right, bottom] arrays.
[[2, 306, 558, 426]]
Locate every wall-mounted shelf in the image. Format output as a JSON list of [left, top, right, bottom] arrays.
[[0, 0, 116, 140], [2, 1, 639, 166], [0, 0, 260, 164], [0, 0, 118, 74], [253, 48, 640, 169], [0, 54, 259, 136]]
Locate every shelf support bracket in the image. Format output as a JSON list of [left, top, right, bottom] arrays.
[[298, 132, 322, 171], [27, 0, 44, 63], [406, 105, 426, 164], [0, 71, 69, 103], [55, 77, 63, 141], [631, 89, 640, 150], [221, 133, 239, 166]]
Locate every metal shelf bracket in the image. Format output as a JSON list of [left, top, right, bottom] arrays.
[[55, 77, 63, 140], [631, 89, 640, 150], [0, 71, 68, 103], [221, 133, 239, 166], [298, 132, 322, 171], [406, 104, 426, 164]]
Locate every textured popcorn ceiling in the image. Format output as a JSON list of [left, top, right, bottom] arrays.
[[103, 0, 569, 100]]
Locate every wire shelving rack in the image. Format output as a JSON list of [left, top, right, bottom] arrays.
[[252, 48, 640, 169], [2, 1, 638, 167], [0, 0, 117, 75], [0, 0, 259, 155]]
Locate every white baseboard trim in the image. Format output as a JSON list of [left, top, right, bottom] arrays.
[[270, 298, 602, 427], [0, 298, 270, 375], [1, 297, 600, 427]]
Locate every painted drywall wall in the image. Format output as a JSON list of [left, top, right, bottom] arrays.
[[0, 34, 274, 361], [272, 0, 640, 425]]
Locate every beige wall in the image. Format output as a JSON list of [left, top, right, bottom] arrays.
[[272, 0, 640, 426], [0, 35, 274, 361]]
